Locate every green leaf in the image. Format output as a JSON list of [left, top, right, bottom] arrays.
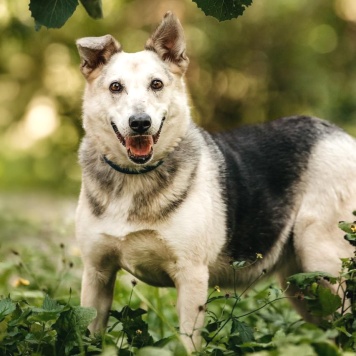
[[230, 319, 254, 343], [8, 305, 32, 327], [80, 0, 103, 19], [110, 306, 147, 321], [312, 341, 340, 356], [54, 306, 96, 354], [30, 295, 66, 323], [308, 285, 342, 317], [339, 220, 356, 245], [28, 311, 61, 323], [338, 221, 356, 234], [193, 0, 253, 21], [335, 326, 352, 337], [153, 335, 178, 348], [42, 295, 62, 311], [287, 272, 338, 289], [206, 320, 222, 333], [344, 233, 356, 246], [0, 298, 16, 320], [70, 306, 97, 333], [29, 0, 79, 29], [123, 317, 153, 348]]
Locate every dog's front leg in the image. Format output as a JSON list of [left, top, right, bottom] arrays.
[[174, 264, 209, 352], [81, 262, 118, 333]]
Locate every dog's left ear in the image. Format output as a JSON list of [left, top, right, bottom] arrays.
[[145, 11, 189, 74]]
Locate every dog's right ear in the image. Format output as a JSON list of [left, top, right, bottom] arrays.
[[76, 35, 121, 79], [145, 12, 189, 75]]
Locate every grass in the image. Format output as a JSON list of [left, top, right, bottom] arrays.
[[0, 193, 355, 355]]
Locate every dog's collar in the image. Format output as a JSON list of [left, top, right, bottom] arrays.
[[103, 155, 164, 175]]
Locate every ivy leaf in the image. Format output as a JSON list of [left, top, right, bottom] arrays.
[[193, 0, 253, 21], [80, 0, 103, 19], [29, 0, 79, 30]]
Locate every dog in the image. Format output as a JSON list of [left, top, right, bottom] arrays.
[[75, 12, 356, 352]]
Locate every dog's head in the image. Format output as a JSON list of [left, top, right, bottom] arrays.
[[76, 12, 190, 166]]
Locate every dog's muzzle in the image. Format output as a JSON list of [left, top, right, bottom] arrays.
[[111, 117, 165, 164]]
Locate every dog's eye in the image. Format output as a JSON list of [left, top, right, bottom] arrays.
[[109, 81, 124, 93], [150, 79, 164, 91]]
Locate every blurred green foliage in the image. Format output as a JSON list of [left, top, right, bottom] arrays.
[[1, 0, 356, 194]]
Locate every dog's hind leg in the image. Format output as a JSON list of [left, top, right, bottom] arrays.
[[279, 135, 356, 321], [172, 264, 209, 352], [278, 253, 323, 324], [280, 215, 354, 323]]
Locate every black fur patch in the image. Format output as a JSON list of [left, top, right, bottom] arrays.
[[211, 116, 339, 261], [85, 191, 106, 217], [79, 141, 122, 216]]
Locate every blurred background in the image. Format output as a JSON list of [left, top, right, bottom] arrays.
[[1, 0, 356, 194]]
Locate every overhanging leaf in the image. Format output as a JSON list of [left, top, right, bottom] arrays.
[[193, 0, 253, 21], [80, 0, 103, 19], [29, 0, 79, 29]]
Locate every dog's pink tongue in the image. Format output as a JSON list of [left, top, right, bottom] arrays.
[[126, 136, 153, 156]]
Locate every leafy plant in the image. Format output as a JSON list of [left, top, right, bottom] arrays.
[[0, 295, 97, 355], [199, 262, 341, 355], [28, 0, 255, 30], [1, 210, 355, 354]]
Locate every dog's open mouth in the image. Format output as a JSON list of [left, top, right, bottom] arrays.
[[111, 119, 164, 164]]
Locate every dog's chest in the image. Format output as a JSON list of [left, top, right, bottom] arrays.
[[85, 196, 181, 287], [114, 229, 176, 287]]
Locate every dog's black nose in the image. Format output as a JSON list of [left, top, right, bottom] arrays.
[[129, 113, 152, 134]]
